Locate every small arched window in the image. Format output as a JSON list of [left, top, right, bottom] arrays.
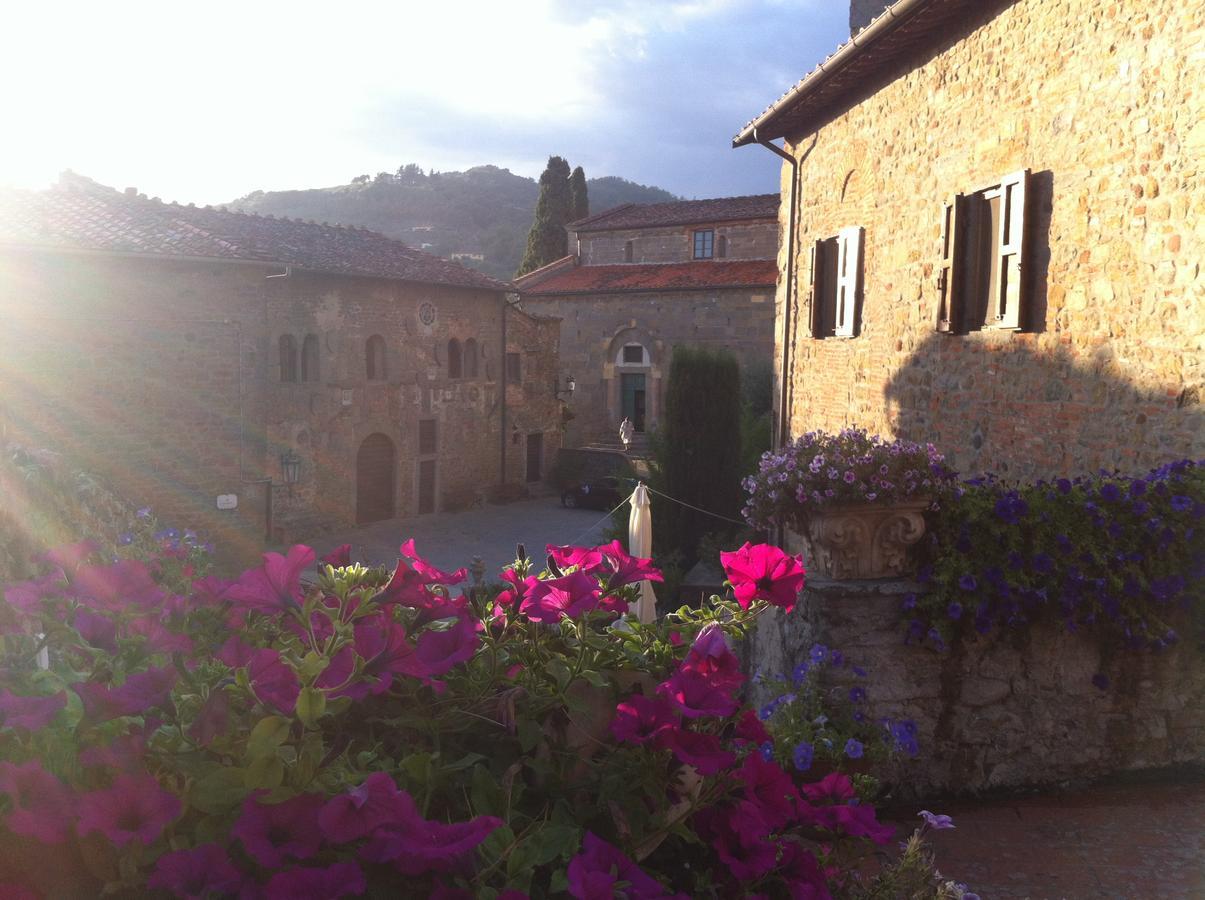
[[366, 335, 387, 381], [624, 240, 634, 262], [463, 338, 478, 377], [301, 334, 320, 382], [279, 334, 298, 383], [717, 235, 728, 258], [447, 339, 463, 379]]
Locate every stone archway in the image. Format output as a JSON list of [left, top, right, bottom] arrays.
[[356, 433, 396, 524], [605, 328, 660, 434]]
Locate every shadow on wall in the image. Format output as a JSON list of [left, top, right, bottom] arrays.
[[883, 331, 1203, 479]]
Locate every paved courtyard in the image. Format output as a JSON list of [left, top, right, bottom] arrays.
[[302, 495, 620, 579]]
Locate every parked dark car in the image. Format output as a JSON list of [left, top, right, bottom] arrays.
[[560, 476, 634, 511]]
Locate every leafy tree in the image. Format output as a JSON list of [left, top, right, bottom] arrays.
[[373, 172, 394, 184], [350, 174, 371, 185], [569, 165, 589, 222], [657, 346, 743, 568], [515, 155, 572, 277]]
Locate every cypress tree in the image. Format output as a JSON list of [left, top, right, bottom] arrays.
[[657, 346, 743, 568], [569, 166, 589, 223], [516, 156, 572, 277]]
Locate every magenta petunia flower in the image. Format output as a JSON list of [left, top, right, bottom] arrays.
[[361, 808, 503, 876], [546, 544, 604, 575], [566, 831, 681, 899], [655, 728, 736, 775], [402, 615, 480, 679], [719, 542, 806, 612], [678, 626, 744, 692], [0, 690, 65, 731], [657, 668, 738, 719], [247, 649, 300, 714], [319, 772, 414, 844], [73, 665, 177, 722], [693, 804, 778, 882], [320, 544, 353, 567], [215, 634, 257, 669], [190, 575, 238, 605], [775, 840, 832, 900], [733, 710, 771, 746], [400, 539, 469, 586], [340, 613, 414, 697], [734, 753, 799, 830], [78, 731, 149, 772], [494, 567, 537, 610], [147, 843, 244, 898], [70, 559, 164, 611], [37, 539, 99, 572], [2, 571, 67, 615], [0, 760, 75, 844], [520, 571, 602, 623], [187, 688, 232, 746], [611, 694, 678, 745], [264, 861, 366, 900], [232, 792, 326, 868], [595, 540, 664, 590], [799, 772, 856, 804], [72, 608, 119, 652], [77, 774, 181, 847], [226, 544, 315, 615]]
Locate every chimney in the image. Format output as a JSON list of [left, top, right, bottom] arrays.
[[850, 0, 892, 36]]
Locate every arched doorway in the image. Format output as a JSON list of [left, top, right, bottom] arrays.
[[356, 433, 396, 523]]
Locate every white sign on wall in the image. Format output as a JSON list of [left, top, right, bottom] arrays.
[[342, 389, 354, 406], [216, 494, 238, 510]]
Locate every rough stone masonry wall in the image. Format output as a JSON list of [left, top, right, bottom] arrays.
[[522, 288, 775, 447], [751, 576, 1205, 799], [577, 220, 780, 266], [778, 0, 1205, 481]]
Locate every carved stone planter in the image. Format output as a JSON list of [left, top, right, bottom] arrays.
[[797, 500, 929, 580]]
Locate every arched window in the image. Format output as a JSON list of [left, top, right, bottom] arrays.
[[301, 334, 320, 382], [447, 339, 463, 379], [463, 338, 478, 377], [366, 335, 387, 381], [717, 235, 728, 258], [279, 335, 298, 383]]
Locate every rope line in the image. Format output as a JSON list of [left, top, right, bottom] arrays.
[[565, 494, 634, 546], [645, 486, 747, 528]]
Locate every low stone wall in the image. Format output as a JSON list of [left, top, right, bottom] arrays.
[[751, 576, 1205, 799]]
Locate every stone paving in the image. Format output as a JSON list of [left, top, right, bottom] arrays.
[[888, 778, 1205, 899], [302, 495, 619, 579]]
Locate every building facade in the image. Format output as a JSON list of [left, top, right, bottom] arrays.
[[735, 0, 1204, 479], [0, 177, 560, 561], [516, 195, 779, 448]]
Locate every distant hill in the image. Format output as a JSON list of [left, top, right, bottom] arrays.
[[224, 166, 678, 279]]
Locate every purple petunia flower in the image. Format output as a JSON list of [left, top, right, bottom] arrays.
[[958, 573, 978, 591], [844, 738, 864, 759], [947, 602, 963, 620], [147, 844, 244, 898], [77, 775, 181, 848], [918, 810, 955, 830], [233, 792, 326, 868], [792, 740, 814, 772], [1170, 495, 1193, 512], [809, 643, 828, 664], [849, 686, 867, 703]]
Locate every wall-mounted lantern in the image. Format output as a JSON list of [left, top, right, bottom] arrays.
[[554, 374, 576, 400], [280, 451, 302, 494]]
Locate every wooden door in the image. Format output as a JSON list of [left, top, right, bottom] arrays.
[[526, 433, 543, 483], [418, 459, 437, 514], [356, 433, 396, 524]]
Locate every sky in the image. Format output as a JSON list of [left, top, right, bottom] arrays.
[[0, 1, 851, 205]]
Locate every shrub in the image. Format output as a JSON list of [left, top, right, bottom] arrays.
[[0, 528, 971, 898]]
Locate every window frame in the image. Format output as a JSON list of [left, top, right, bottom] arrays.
[[279, 334, 298, 383], [693, 229, 714, 260], [418, 419, 437, 456], [808, 226, 864, 339], [300, 333, 320, 383], [447, 338, 463, 379], [463, 338, 478, 378]]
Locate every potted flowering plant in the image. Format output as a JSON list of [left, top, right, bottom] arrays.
[[742, 428, 954, 579], [0, 515, 979, 899]]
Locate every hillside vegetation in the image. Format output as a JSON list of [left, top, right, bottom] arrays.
[[226, 166, 677, 279]]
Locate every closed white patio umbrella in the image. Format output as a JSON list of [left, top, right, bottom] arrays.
[[628, 482, 656, 624]]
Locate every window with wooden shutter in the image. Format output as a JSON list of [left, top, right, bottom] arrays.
[[936, 170, 1030, 333], [834, 226, 863, 338]]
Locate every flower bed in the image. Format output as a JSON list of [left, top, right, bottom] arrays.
[[1, 517, 977, 898]]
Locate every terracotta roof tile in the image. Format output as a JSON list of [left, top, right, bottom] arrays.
[[0, 184, 508, 292], [568, 194, 779, 233], [516, 260, 778, 295]]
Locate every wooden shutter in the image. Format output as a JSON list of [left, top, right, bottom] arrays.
[[834, 226, 863, 337], [936, 196, 967, 333], [808, 239, 823, 338], [993, 169, 1029, 330]]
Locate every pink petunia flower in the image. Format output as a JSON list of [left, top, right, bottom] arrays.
[[611, 694, 678, 745], [566, 832, 682, 899], [494, 567, 537, 611], [187, 689, 232, 746], [319, 772, 412, 844], [719, 543, 806, 612], [520, 571, 602, 623], [775, 840, 832, 900], [73, 665, 177, 722], [735, 753, 799, 830], [340, 613, 414, 697], [595, 540, 665, 590], [215, 634, 257, 669], [77, 774, 181, 847], [226, 545, 315, 615], [693, 804, 778, 882], [247, 649, 300, 714], [320, 544, 353, 567], [0, 760, 75, 844], [0, 690, 65, 731], [657, 668, 738, 719], [264, 862, 366, 900], [232, 792, 326, 868], [37, 540, 99, 572], [678, 626, 744, 692], [70, 560, 164, 611], [361, 806, 503, 876], [400, 539, 469, 586], [147, 843, 244, 898], [402, 615, 480, 679], [546, 544, 604, 575], [655, 728, 736, 775], [733, 710, 771, 746]]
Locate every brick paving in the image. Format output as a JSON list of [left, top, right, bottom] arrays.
[[889, 778, 1205, 899]]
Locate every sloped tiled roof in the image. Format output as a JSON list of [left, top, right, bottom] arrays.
[[568, 194, 779, 233], [516, 259, 778, 296], [0, 184, 508, 292]]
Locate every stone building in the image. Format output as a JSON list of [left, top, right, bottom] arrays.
[[515, 195, 779, 448], [0, 176, 561, 560], [735, 0, 1204, 479]]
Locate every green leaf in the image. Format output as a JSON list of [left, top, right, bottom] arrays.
[[442, 752, 487, 773], [480, 824, 515, 864], [529, 824, 579, 866], [517, 718, 542, 754], [579, 669, 609, 689], [298, 651, 327, 681], [548, 869, 569, 893], [244, 754, 285, 790], [295, 688, 326, 729], [399, 752, 433, 785], [191, 767, 247, 814], [545, 659, 571, 690], [245, 716, 290, 761], [471, 764, 504, 816]]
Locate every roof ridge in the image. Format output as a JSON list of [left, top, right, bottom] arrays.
[[566, 203, 635, 230]]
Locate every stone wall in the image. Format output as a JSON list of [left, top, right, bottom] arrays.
[[751, 576, 1205, 799], [0, 251, 559, 561], [520, 288, 775, 447], [576, 220, 779, 266], [776, 0, 1204, 481]]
